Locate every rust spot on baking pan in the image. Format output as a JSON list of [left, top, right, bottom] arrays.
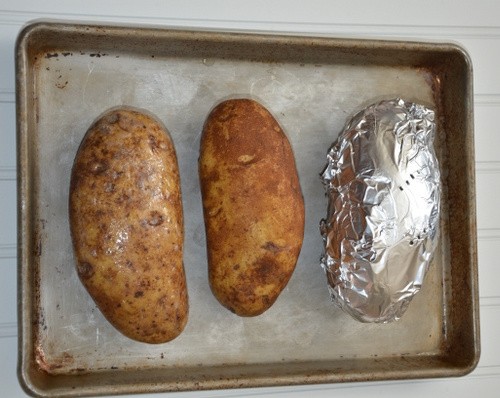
[[56, 81, 68, 89], [34, 239, 42, 257], [35, 345, 75, 374]]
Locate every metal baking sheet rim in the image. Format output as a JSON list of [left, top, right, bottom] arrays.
[[16, 20, 480, 397]]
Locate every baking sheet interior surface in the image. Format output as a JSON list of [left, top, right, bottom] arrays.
[[33, 43, 446, 374]]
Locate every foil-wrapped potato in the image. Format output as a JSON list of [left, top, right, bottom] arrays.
[[199, 98, 305, 316], [69, 107, 188, 343], [320, 98, 441, 323]]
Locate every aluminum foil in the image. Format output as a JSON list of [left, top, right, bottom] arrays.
[[320, 98, 441, 323]]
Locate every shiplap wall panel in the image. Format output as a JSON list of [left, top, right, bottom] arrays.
[[0, 24, 16, 94], [478, 305, 500, 371], [1, 1, 499, 397], [2, 0, 500, 27], [0, 180, 16, 245], [0, 102, 16, 179], [478, 238, 500, 300], [1, 337, 32, 398], [458, 37, 500, 96], [475, 104, 500, 164], [0, 259, 16, 340], [476, 172, 500, 231]]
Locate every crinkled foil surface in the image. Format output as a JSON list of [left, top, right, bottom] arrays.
[[320, 98, 441, 323]]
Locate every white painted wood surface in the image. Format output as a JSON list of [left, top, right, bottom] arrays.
[[1, 1, 499, 396]]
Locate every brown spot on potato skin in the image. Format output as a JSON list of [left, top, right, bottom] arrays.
[[69, 108, 188, 344], [199, 99, 305, 317], [77, 262, 94, 279], [147, 211, 164, 226], [262, 241, 285, 253]]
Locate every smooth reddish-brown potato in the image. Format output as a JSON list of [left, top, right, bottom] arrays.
[[199, 98, 305, 316], [69, 107, 188, 343]]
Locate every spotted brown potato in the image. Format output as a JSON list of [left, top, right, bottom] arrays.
[[69, 107, 188, 344], [199, 99, 305, 316]]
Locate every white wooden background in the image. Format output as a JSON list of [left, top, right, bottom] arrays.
[[1, 1, 499, 397]]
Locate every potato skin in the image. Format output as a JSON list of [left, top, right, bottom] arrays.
[[69, 108, 188, 344], [199, 99, 305, 316]]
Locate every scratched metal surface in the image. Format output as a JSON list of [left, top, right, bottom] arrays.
[[17, 22, 479, 397]]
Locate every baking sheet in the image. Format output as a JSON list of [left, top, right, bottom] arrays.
[[17, 21, 480, 397]]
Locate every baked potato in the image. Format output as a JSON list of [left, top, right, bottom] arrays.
[[69, 107, 188, 344], [199, 98, 305, 316]]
